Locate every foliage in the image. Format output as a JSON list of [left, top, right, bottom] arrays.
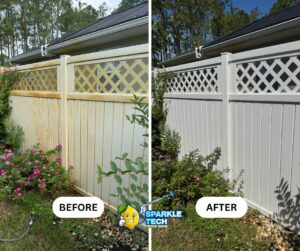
[[211, 5, 259, 39], [152, 148, 241, 209], [3, 117, 24, 150], [152, 0, 260, 64], [0, 144, 70, 200], [0, 71, 23, 145], [161, 125, 181, 158], [269, 0, 300, 15], [97, 95, 148, 210], [114, 0, 146, 12], [152, 71, 170, 151], [0, 0, 109, 61]]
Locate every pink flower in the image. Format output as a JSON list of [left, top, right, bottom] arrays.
[[0, 170, 6, 175], [15, 187, 21, 192], [33, 170, 40, 175], [5, 161, 10, 165], [25, 181, 30, 186], [47, 174, 51, 177], [31, 149, 36, 154], [34, 165, 39, 169], [34, 160, 40, 163], [28, 162, 32, 166], [39, 185, 46, 190], [56, 156, 62, 163], [55, 171, 60, 175], [42, 165, 46, 170], [17, 193, 22, 198], [194, 175, 201, 181], [17, 180, 22, 185], [57, 144, 62, 149]]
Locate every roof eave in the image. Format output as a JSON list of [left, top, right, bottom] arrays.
[[10, 16, 148, 64], [202, 16, 300, 55], [48, 16, 148, 53]]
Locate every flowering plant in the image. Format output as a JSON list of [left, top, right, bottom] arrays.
[[0, 144, 68, 200]]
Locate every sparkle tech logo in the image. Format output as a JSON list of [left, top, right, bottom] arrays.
[[117, 192, 183, 229], [145, 210, 183, 228]]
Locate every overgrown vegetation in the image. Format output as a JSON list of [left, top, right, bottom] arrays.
[[97, 95, 148, 211], [0, 71, 24, 150]]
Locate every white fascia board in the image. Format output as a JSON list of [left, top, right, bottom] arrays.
[[48, 16, 148, 53]]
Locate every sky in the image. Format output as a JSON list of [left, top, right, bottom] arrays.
[[72, 0, 122, 14], [232, 0, 276, 15]]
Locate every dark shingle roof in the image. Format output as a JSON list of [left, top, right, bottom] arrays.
[[49, 1, 148, 46], [204, 4, 300, 48]]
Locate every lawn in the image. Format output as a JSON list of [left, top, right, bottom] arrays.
[[0, 191, 148, 251], [152, 204, 299, 251]]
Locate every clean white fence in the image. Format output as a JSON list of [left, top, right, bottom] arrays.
[[163, 40, 300, 233]]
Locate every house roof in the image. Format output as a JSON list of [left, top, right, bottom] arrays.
[[10, 2, 148, 64], [49, 2, 148, 46], [161, 4, 300, 67]]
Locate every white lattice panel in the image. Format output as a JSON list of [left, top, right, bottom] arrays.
[[236, 55, 300, 93], [167, 67, 218, 93]]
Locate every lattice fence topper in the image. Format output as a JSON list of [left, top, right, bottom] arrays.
[[167, 67, 218, 93], [236, 55, 300, 93], [74, 58, 148, 93], [14, 68, 57, 91]]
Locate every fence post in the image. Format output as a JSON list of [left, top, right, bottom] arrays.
[[59, 55, 70, 170], [220, 52, 233, 179]]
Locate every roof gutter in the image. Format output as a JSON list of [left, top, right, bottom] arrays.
[[202, 16, 300, 54], [47, 16, 148, 53]]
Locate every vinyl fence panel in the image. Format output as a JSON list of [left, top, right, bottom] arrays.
[[162, 40, 300, 233]]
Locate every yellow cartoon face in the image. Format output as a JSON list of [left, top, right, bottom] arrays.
[[121, 205, 139, 229]]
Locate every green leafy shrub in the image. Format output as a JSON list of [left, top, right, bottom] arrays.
[[0, 71, 24, 147], [152, 72, 171, 151], [152, 148, 243, 209], [161, 125, 181, 158], [97, 95, 148, 210], [0, 144, 70, 200], [3, 118, 24, 150]]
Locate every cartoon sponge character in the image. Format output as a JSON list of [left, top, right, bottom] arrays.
[[118, 203, 139, 230]]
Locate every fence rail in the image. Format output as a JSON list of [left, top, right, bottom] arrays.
[[2, 44, 149, 211], [162, 40, 300, 233]]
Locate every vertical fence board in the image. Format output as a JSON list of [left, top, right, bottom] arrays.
[[269, 104, 283, 214]]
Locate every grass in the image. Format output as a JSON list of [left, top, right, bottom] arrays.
[[0, 191, 148, 251], [152, 204, 272, 251], [0, 194, 75, 251]]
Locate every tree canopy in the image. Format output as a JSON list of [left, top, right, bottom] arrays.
[[152, 0, 261, 65], [0, 0, 109, 64]]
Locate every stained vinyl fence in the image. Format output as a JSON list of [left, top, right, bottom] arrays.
[[4, 44, 148, 211], [163, 40, 300, 233]]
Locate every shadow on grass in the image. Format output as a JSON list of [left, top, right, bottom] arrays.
[[273, 178, 300, 234]]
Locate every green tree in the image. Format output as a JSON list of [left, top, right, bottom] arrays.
[[211, 5, 260, 39], [152, 0, 260, 65], [115, 0, 145, 12], [269, 0, 300, 15]]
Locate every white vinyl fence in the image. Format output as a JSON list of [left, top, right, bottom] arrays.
[[163, 40, 300, 233]]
